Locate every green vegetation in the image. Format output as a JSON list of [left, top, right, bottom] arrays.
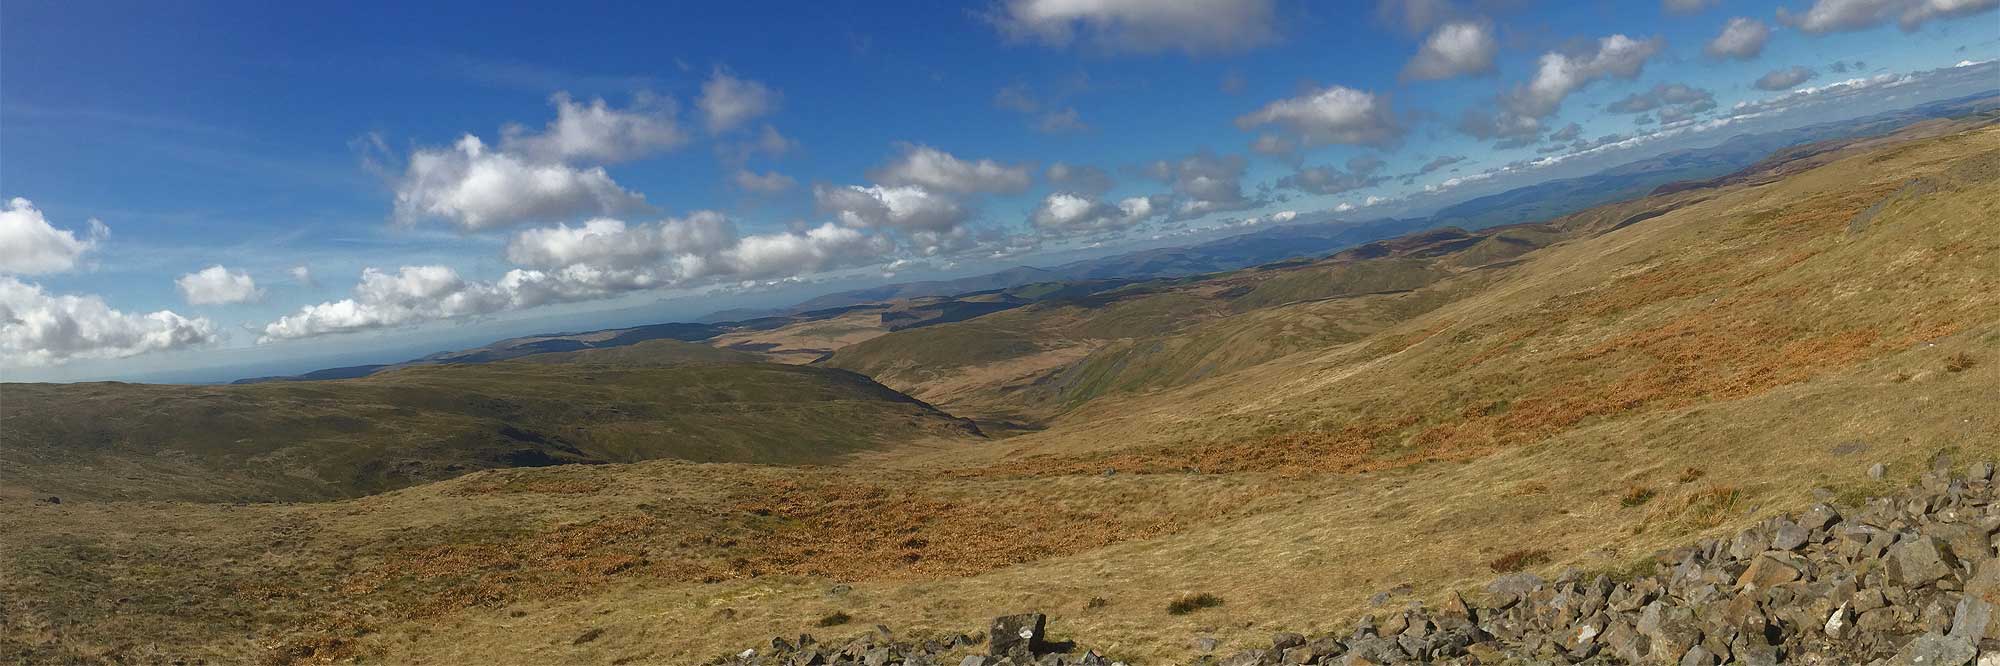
[[0, 359, 976, 503]]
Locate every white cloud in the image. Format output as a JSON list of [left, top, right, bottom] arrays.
[[993, 0, 1279, 54], [867, 144, 1032, 194], [1462, 34, 1664, 146], [0, 198, 106, 275], [814, 184, 969, 233], [1779, 0, 2000, 33], [1029, 192, 1165, 236], [698, 69, 780, 133], [1269, 210, 1297, 223], [289, 265, 315, 286], [1, 276, 217, 366], [1403, 21, 1498, 81], [499, 92, 687, 163], [175, 265, 263, 305], [1236, 85, 1403, 147], [733, 169, 796, 194], [1755, 66, 1819, 90], [1508, 34, 1663, 118], [394, 135, 649, 230], [1704, 17, 1770, 60], [261, 214, 898, 342], [1143, 152, 1264, 221], [1664, 0, 1718, 14]]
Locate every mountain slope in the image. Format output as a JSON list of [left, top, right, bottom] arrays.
[[2, 356, 979, 503]]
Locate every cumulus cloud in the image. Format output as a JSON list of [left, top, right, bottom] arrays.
[[1778, 0, 2000, 34], [0, 198, 107, 275], [499, 92, 687, 163], [1, 276, 217, 366], [1278, 155, 1390, 195], [1462, 34, 1664, 146], [1755, 66, 1819, 90], [697, 69, 780, 133], [265, 218, 890, 341], [1143, 152, 1264, 220], [1236, 85, 1404, 147], [290, 265, 315, 286], [1705, 17, 1770, 60], [1664, 0, 1719, 13], [1403, 21, 1498, 81], [393, 135, 649, 230], [733, 169, 796, 194], [1457, 108, 1545, 144], [814, 184, 969, 233], [1029, 192, 1166, 236], [1046, 162, 1114, 194], [992, 0, 1279, 54], [1546, 124, 1584, 143], [867, 144, 1032, 194], [176, 265, 263, 305], [1508, 35, 1664, 118]]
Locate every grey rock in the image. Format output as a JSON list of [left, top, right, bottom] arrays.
[[1886, 630, 1975, 666], [1888, 537, 1959, 588], [1772, 519, 1812, 551], [1678, 644, 1719, 666], [988, 614, 1046, 656]]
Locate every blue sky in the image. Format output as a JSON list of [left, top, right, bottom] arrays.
[[3, 0, 1996, 382]]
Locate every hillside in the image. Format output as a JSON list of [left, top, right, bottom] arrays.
[[1, 351, 979, 503], [1, 117, 1996, 666]]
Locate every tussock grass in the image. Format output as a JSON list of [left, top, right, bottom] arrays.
[[1166, 593, 1224, 615], [1488, 549, 1552, 573]]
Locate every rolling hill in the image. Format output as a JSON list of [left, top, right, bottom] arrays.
[[2, 344, 979, 503]]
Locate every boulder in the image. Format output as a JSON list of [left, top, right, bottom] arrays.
[[1888, 537, 1959, 588], [1885, 631, 1976, 666], [988, 614, 1046, 656]]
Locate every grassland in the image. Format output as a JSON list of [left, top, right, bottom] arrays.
[[2, 120, 1997, 665], [0, 350, 979, 503]]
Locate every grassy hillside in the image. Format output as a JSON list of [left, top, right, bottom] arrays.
[[823, 219, 1567, 425], [0, 357, 978, 503]]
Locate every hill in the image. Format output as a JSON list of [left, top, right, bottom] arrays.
[[1, 349, 979, 503], [1, 113, 1996, 666]]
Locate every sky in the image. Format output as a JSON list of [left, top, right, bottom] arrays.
[[2, 0, 1996, 383]]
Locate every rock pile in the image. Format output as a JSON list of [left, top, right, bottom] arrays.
[[716, 460, 2000, 665]]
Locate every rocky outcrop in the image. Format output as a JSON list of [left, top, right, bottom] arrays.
[[716, 459, 1999, 665]]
